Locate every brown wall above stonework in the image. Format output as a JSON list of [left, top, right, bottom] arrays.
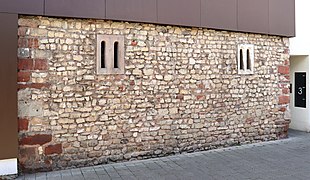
[[0, 0, 295, 37]]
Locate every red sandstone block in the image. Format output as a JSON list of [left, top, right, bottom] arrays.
[[18, 59, 33, 70], [119, 85, 126, 91], [18, 38, 38, 48], [176, 94, 184, 100], [29, 38, 39, 48], [197, 84, 205, 89], [20, 134, 52, 145], [45, 144, 62, 155], [18, 83, 50, 90], [279, 107, 286, 112], [18, 72, 31, 82], [18, 38, 28, 48], [129, 80, 135, 86], [278, 66, 289, 74], [34, 59, 48, 70], [282, 88, 289, 94], [18, 27, 28, 36], [196, 95, 205, 100], [279, 95, 290, 105], [18, 118, 29, 131]]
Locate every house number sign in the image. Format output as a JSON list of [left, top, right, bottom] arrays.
[[295, 72, 306, 108]]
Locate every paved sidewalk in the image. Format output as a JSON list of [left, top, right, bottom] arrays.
[[17, 130, 310, 180]]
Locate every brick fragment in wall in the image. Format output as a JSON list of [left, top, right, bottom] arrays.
[[20, 134, 52, 145], [45, 144, 62, 155], [18, 38, 39, 48], [18, 71, 31, 82], [18, 118, 29, 132], [18, 59, 34, 70], [17, 15, 291, 172], [18, 83, 49, 90], [279, 95, 290, 105], [278, 65, 290, 74], [34, 59, 48, 70]]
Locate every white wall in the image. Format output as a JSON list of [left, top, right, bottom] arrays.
[[0, 158, 17, 176], [289, 0, 310, 132], [290, 0, 310, 56], [290, 56, 310, 131]]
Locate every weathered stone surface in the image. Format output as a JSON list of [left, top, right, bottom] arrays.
[[18, 48, 30, 58], [17, 16, 290, 172], [18, 100, 43, 117]]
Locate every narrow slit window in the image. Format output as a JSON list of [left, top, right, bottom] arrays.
[[239, 49, 244, 70], [101, 41, 106, 68], [246, 49, 251, 70], [114, 42, 119, 68]]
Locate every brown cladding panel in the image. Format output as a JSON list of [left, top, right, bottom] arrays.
[[0, 13, 18, 159], [269, 0, 295, 37], [157, 0, 201, 27], [106, 0, 157, 23], [0, 0, 44, 15], [45, 0, 106, 19], [201, 0, 237, 31], [238, 0, 269, 34]]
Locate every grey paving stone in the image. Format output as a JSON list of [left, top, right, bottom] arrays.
[[47, 172, 61, 178], [24, 173, 36, 180], [15, 176, 24, 180], [62, 176, 76, 180], [67, 175, 85, 180], [35, 177, 47, 180], [47, 177, 61, 180], [97, 174, 111, 179], [71, 169, 83, 176], [117, 170, 133, 176], [95, 169, 108, 175]]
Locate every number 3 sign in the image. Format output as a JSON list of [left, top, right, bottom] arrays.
[[295, 72, 306, 108]]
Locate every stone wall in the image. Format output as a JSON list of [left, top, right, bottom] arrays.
[[17, 16, 290, 172]]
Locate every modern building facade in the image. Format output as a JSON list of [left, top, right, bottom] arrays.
[[289, 0, 310, 132], [0, 0, 294, 175]]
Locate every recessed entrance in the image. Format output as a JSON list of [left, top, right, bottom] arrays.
[[289, 55, 310, 132]]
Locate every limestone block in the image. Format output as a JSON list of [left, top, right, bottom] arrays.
[[18, 100, 43, 117]]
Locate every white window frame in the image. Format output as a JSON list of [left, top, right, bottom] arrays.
[[237, 44, 254, 75], [96, 35, 125, 74]]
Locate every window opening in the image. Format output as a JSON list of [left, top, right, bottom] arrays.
[[114, 42, 119, 69], [246, 49, 251, 70], [101, 41, 106, 68], [240, 49, 244, 70]]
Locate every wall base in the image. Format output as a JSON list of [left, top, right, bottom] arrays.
[[0, 158, 17, 176]]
